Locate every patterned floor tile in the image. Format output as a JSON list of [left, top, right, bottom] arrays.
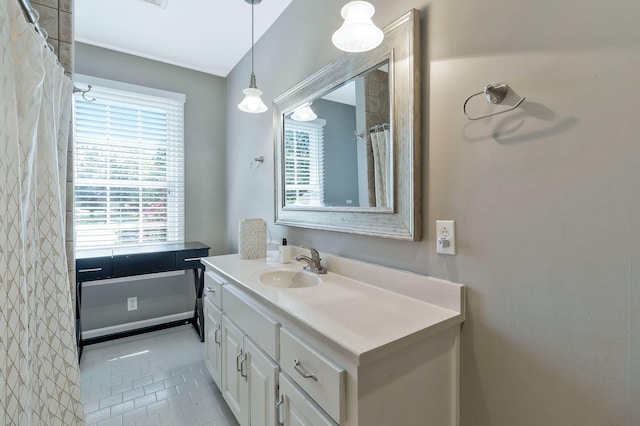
[[80, 326, 238, 426]]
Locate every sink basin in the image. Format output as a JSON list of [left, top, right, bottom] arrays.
[[258, 269, 321, 288]]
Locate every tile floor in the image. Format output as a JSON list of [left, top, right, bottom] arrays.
[[80, 325, 239, 426]]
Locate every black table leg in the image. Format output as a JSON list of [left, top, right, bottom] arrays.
[[191, 267, 205, 342]]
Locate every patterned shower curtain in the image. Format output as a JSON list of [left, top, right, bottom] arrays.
[[1, 0, 84, 424]]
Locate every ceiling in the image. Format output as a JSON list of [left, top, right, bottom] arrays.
[[74, 0, 294, 77]]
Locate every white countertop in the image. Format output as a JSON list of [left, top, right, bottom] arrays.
[[201, 252, 464, 363]]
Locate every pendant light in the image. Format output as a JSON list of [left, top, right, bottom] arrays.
[[332, 1, 384, 53], [238, 0, 268, 113], [291, 102, 318, 121]]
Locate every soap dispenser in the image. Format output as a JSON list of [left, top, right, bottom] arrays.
[[279, 238, 291, 263]]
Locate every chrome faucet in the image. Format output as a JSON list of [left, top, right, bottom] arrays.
[[295, 248, 327, 274]]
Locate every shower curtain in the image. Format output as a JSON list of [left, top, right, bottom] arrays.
[[1, 0, 84, 424], [370, 127, 390, 208]]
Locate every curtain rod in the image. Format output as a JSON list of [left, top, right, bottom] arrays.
[[18, 0, 52, 48], [354, 123, 390, 141]]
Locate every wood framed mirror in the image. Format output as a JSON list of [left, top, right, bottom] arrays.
[[273, 9, 421, 240]]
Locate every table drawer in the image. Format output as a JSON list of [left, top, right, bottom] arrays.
[[112, 251, 175, 277], [280, 328, 345, 424], [76, 257, 111, 281], [176, 248, 209, 269], [204, 270, 226, 309], [223, 285, 279, 360]]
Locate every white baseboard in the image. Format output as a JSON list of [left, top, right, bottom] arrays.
[[82, 311, 193, 340]]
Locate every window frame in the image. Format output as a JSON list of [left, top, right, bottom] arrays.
[[283, 118, 326, 207], [73, 74, 186, 251]]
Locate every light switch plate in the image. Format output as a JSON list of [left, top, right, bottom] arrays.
[[436, 220, 456, 255], [127, 297, 138, 311]]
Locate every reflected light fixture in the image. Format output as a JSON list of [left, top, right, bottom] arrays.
[[238, 0, 268, 113], [332, 1, 384, 53], [291, 102, 318, 121]]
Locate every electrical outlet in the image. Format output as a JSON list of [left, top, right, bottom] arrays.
[[436, 220, 456, 255], [127, 297, 138, 311]]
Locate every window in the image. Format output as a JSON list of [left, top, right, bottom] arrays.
[[283, 118, 326, 206], [73, 76, 185, 250]]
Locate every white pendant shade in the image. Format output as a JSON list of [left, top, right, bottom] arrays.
[[332, 1, 384, 53], [238, 0, 268, 113], [291, 102, 317, 121], [238, 86, 268, 113]]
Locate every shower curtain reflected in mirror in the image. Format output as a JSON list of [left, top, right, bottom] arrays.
[[1, 0, 84, 424], [369, 127, 390, 208]]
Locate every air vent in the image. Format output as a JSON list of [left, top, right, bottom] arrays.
[[142, 0, 168, 8]]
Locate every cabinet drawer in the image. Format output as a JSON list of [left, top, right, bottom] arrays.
[[204, 271, 226, 309], [280, 328, 345, 424], [204, 291, 221, 319], [76, 257, 111, 282], [176, 248, 208, 269], [279, 373, 338, 426], [223, 285, 279, 360]]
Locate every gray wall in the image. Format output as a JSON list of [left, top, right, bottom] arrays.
[[226, 1, 640, 425], [313, 99, 359, 206], [75, 43, 227, 329]]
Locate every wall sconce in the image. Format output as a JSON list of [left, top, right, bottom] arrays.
[[238, 0, 268, 113], [331, 1, 384, 53], [290, 102, 317, 121]]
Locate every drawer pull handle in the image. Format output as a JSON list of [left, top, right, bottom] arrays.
[[236, 350, 244, 372], [240, 353, 248, 380], [206, 286, 215, 293], [214, 325, 221, 345], [182, 257, 201, 262], [293, 358, 317, 381], [275, 395, 284, 426], [78, 267, 103, 273]]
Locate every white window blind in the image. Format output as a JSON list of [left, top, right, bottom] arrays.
[[73, 77, 185, 250], [284, 118, 325, 206]]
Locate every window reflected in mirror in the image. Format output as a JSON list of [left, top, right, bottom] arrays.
[[283, 60, 391, 209]]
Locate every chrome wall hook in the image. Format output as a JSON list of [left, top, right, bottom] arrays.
[[250, 156, 264, 169], [73, 84, 96, 102], [463, 83, 525, 120]]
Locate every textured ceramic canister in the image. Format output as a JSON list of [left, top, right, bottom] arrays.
[[238, 218, 267, 259]]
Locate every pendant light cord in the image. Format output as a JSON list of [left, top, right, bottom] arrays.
[[251, 0, 255, 77]]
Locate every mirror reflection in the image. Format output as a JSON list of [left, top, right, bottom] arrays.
[[283, 61, 391, 209]]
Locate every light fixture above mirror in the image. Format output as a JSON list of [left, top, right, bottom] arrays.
[[332, 1, 384, 53], [238, 0, 268, 113]]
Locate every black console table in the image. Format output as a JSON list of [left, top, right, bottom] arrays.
[[75, 241, 210, 359]]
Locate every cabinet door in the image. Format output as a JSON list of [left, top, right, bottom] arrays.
[[204, 297, 222, 388], [245, 337, 279, 426], [222, 316, 249, 426], [278, 373, 337, 426]]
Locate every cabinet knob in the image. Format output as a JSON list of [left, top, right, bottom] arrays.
[[206, 286, 215, 293]]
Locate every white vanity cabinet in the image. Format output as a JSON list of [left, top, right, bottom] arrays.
[[221, 316, 248, 425], [279, 328, 345, 423], [215, 284, 281, 426], [278, 373, 337, 426], [245, 337, 280, 426], [201, 253, 465, 426], [203, 270, 226, 388], [204, 296, 222, 387]]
